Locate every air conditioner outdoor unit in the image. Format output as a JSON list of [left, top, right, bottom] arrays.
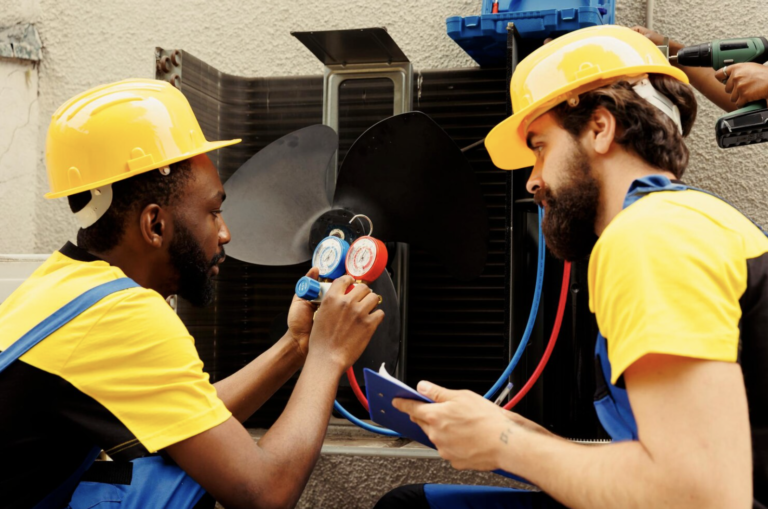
[[156, 27, 607, 440]]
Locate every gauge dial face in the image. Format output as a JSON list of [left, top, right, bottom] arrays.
[[313, 237, 345, 277], [346, 238, 377, 278]]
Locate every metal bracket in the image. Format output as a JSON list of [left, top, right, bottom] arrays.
[[506, 23, 519, 117], [292, 28, 413, 133], [155, 47, 183, 89], [657, 36, 671, 61], [323, 62, 413, 132]]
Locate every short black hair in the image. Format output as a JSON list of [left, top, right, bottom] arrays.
[[68, 159, 195, 253]]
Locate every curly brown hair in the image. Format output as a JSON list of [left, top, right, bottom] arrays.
[[550, 74, 698, 178]]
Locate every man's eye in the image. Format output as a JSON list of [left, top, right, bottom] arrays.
[[212, 210, 223, 217]]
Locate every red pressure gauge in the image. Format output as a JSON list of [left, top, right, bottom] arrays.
[[346, 235, 388, 284], [344, 214, 388, 287]]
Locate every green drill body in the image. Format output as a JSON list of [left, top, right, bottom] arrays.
[[673, 37, 768, 148]]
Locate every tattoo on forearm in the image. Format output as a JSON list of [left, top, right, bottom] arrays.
[[499, 427, 514, 445]]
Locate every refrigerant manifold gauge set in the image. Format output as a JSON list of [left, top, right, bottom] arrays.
[[295, 215, 388, 303]]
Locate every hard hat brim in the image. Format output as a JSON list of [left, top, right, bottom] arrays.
[[485, 112, 534, 171], [45, 138, 241, 199]]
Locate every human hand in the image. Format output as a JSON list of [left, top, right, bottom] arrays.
[[630, 26, 683, 55], [306, 275, 384, 374], [715, 63, 768, 108], [392, 381, 537, 471], [285, 267, 321, 360]]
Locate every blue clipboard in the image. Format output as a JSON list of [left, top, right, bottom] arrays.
[[363, 367, 529, 484], [364, 367, 434, 446]]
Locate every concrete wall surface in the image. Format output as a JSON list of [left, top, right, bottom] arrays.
[[0, 0, 765, 252], [213, 452, 533, 509], [296, 454, 527, 509]]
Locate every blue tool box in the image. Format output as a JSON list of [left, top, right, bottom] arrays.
[[447, 0, 616, 67]]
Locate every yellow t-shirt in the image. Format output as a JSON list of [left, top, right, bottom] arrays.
[[588, 189, 768, 384], [0, 243, 231, 506]]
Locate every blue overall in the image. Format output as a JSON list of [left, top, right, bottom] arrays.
[[0, 278, 210, 509], [419, 175, 760, 508]]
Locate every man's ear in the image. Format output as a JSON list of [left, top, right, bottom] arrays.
[[139, 204, 168, 249], [584, 106, 617, 156]]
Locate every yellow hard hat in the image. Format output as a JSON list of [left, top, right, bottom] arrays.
[[45, 79, 241, 199], [485, 25, 689, 171]]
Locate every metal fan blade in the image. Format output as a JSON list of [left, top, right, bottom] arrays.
[[333, 112, 489, 281], [344, 269, 401, 386], [223, 125, 338, 266]]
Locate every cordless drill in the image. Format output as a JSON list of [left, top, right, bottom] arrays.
[[671, 37, 768, 148]]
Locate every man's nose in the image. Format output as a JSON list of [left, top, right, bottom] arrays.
[[219, 218, 232, 245], [526, 166, 543, 195]]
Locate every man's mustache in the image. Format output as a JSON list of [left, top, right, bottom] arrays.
[[534, 188, 550, 208], [210, 247, 226, 268]]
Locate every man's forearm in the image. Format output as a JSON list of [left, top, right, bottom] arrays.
[[254, 353, 343, 509], [214, 333, 304, 422], [682, 66, 737, 112], [500, 431, 732, 509]]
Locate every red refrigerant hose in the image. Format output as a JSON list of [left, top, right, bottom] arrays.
[[346, 261, 572, 414], [504, 261, 571, 410], [347, 365, 369, 412]]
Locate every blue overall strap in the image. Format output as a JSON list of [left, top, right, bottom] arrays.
[[593, 333, 638, 441], [0, 277, 138, 509], [0, 278, 137, 373], [622, 174, 687, 209]]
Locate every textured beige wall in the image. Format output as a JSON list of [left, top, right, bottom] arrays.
[[0, 58, 39, 253], [0, 0, 765, 252], [0, 1, 41, 253]]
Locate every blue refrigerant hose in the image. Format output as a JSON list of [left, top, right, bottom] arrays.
[[484, 205, 546, 400], [333, 400, 401, 436], [336, 206, 546, 435]]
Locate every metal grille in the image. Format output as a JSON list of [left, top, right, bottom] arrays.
[[407, 69, 510, 393]]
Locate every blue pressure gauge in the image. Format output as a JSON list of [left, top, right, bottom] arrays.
[[312, 236, 350, 280]]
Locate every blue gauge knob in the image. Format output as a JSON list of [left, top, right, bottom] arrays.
[[312, 236, 350, 280], [296, 276, 322, 300]]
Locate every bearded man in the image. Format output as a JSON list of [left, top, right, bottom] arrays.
[[378, 25, 765, 509]]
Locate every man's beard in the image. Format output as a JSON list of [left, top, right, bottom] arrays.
[[169, 219, 225, 307], [534, 147, 600, 262]]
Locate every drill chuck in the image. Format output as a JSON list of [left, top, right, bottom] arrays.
[[675, 43, 713, 67]]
